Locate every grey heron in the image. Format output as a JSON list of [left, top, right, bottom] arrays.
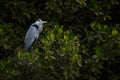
[[24, 19, 47, 51]]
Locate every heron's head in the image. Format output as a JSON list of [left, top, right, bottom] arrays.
[[35, 19, 47, 25]]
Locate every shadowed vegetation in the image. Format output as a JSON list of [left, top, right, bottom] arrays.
[[0, 0, 120, 80]]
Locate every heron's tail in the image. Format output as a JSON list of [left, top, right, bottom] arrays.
[[24, 44, 31, 52]]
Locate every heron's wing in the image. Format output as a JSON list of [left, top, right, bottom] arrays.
[[24, 26, 37, 51]]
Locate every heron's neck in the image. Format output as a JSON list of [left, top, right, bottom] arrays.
[[32, 24, 39, 29]]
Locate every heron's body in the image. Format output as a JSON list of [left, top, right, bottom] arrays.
[[24, 19, 47, 51]]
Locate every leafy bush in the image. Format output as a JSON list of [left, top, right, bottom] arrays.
[[0, 0, 119, 25], [79, 22, 120, 80], [0, 25, 81, 80], [0, 23, 24, 59], [0, 22, 120, 80]]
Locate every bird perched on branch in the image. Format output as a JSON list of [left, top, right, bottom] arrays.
[[24, 19, 47, 51]]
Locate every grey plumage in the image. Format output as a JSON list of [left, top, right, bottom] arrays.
[[24, 19, 47, 51]]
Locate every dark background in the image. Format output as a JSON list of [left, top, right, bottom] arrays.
[[0, 0, 120, 80]]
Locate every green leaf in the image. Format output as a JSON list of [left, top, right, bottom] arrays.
[[58, 27, 62, 33], [97, 23, 101, 30], [104, 25, 107, 30], [18, 51, 21, 60], [50, 33, 55, 40], [64, 35, 68, 40], [90, 21, 97, 30], [73, 36, 78, 41], [112, 29, 118, 36], [95, 46, 101, 57]]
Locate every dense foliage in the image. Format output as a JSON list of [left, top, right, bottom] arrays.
[[0, 0, 120, 80]]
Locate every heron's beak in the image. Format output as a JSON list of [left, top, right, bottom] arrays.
[[42, 21, 47, 23]]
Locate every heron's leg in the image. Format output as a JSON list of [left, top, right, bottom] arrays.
[[37, 39, 44, 52], [37, 39, 42, 44], [34, 38, 42, 45]]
